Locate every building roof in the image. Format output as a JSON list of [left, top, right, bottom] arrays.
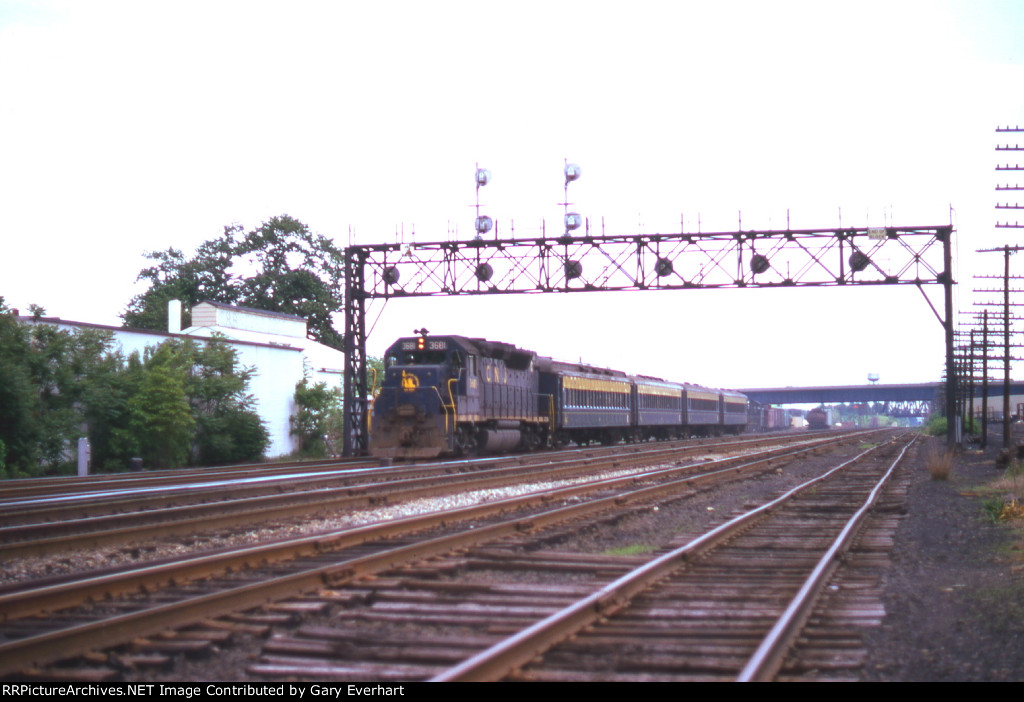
[[16, 315, 302, 352], [196, 300, 305, 321]]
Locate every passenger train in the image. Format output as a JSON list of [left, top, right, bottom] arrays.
[[370, 332, 764, 460]]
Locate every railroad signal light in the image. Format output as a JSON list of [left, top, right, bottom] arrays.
[[474, 163, 492, 241], [475, 262, 494, 282], [750, 254, 770, 275], [849, 250, 871, 273], [475, 215, 494, 235]]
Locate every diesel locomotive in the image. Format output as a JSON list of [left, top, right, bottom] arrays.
[[369, 332, 751, 460]]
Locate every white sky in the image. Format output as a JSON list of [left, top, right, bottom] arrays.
[[1, 0, 1023, 389]]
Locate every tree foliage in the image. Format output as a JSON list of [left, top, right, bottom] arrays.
[[178, 337, 268, 466], [0, 301, 268, 476], [123, 215, 345, 349], [290, 377, 343, 457], [127, 349, 195, 469], [0, 299, 120, 473], [99, 338, 269, 470]]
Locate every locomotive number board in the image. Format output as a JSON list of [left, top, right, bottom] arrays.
[[402, 339, 447, 351]]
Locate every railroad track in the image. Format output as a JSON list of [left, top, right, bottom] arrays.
[[0, 431, 853, 563], [249, 432, 914, 682], [0, 429, 884, 683], [0, 457, 377, 504], [0, 432, 818, 520], [0, 429, 898, 681], [438, 431, 916, 681]]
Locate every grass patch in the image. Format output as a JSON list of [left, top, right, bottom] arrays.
[[925, 415, 947, 437], [978, 459, 1024, 525], [991, 460, 1024, 495], [982, 497, 1006, 524], [604, 544, 656, 556]]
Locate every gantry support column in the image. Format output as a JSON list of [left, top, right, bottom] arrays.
[[343, 246, 369, 458]]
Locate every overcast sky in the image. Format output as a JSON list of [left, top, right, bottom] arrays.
[[2, 1, 1022, 389]]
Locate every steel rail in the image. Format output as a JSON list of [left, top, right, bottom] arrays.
[[0, 457, 375, 501], [0, 431, 859, 560], [0, 431, 861, 617], [736, 434, 917, 681], [0, 430, 816, 523], [430, 432, 912, 682], [0, 433, 875, 676]]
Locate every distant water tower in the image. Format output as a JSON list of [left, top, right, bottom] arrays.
[[868, 373, 880, 384]]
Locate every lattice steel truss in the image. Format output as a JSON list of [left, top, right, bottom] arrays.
[[343, 224, 955, 454], [884, 400, 933, 418]]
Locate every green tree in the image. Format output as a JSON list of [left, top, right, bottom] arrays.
[[123, 215, 345, 348], [113, 338, 268, 469], [291, 377, 343, 457], [0, 301, 38, 475], [1, 302, 270, 476], [84, 350, 142, 471], [128, 344, 196, 469], [181, 337, 268, 465], [0, 298, 122, 475]]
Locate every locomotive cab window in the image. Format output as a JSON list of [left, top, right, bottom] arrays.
[[400, 350, 448, 365]]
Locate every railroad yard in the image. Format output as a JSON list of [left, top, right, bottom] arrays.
[[1, 429, 1022, 682]]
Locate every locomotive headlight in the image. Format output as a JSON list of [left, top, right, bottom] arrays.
[[417, 337, 426, 350]]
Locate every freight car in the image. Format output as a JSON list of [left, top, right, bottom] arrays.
[[805, 406, 830, 430], [370, 332, 750, 459], [747, 402, 790, 432]]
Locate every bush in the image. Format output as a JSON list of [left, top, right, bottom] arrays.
[[291, 378, 343, 457], [926, 415, 948, 437]]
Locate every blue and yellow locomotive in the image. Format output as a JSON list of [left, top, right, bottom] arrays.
[[370, 332, 751, 459], [370, 334, 549, 458]]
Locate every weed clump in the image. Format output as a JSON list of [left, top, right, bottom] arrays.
[[982, 497, 1024, 524], [991, 460, 1024, 492], [924, 442, 954, 480]]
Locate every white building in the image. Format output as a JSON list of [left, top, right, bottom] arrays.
[[17, 301, 346, 458]]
